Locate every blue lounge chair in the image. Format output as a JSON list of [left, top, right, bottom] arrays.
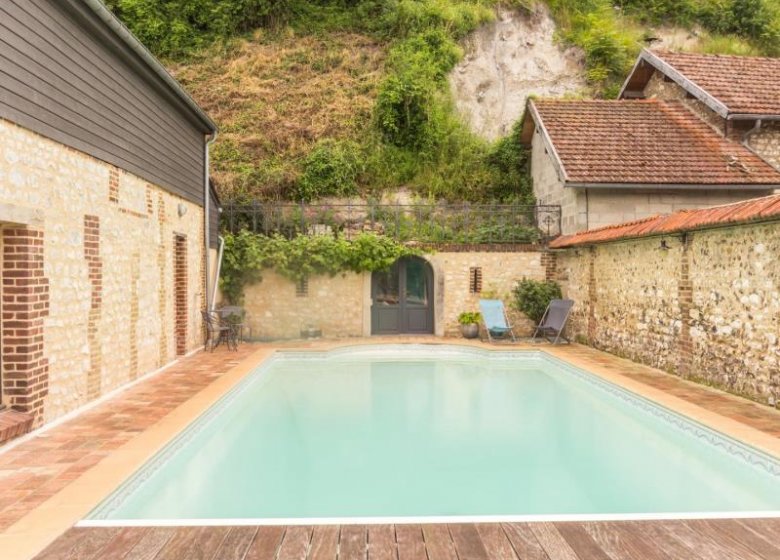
[[533, 299, 574, 344], [479, 299, 516, 343]]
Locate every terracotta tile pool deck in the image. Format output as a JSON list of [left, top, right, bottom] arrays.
[[0, 338, 778, 559]]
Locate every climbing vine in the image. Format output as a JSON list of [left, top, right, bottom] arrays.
[[220, 231, 424, 304]]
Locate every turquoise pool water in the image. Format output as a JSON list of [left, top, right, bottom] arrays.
[[88, 346, 780, 521]]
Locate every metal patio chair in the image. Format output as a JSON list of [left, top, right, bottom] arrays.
[[218, 305, 248, 344], [533, 299, 574, 344], [479, 299, 517, 343], [202, 310, 236, 351]]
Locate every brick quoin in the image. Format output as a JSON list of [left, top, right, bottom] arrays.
[[587, 247, 597, 343], [84, 215, 102, 400], [1, 227, 50, 425], [541, 251, 557, 281], [108, 166, 120, 203], [174, 234, 188, 356], [677, 232, 694, 377]]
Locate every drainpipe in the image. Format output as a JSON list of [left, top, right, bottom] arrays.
[[204, 132, 218, 311], [211, 236, 225, 310]]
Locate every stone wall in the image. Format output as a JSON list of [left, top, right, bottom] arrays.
[[530, 130, 585, 234], [0, 118, 206, 424], [642, 71, 726, 134], [239, 248, 549, 340], [748, 123, 780, 172], [555, 221, 780, 403]]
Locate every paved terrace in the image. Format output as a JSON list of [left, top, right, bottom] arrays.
[[0, 339, 777, 559]]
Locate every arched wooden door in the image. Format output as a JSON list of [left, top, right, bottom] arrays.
[[371, 257, 434, 335]]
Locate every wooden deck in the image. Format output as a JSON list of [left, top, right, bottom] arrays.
[[33, 519, 780, 559]]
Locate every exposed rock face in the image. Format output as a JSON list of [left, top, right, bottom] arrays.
[[449, 5, 585, 140]]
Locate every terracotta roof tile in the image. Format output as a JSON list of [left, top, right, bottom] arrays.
[[531, 99, 780, 186], [549, 194, 780, 248], [652, 50, 780, 116]]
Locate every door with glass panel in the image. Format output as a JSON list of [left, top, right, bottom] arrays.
[[371, 257, 434, 334]]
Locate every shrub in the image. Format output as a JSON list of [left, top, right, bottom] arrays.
[[512, 278, 562, 323], [105, 0, 289, 58], [296, 139, 366, 201], [220, 231, 423, 303], [458, 311, 482, 325]]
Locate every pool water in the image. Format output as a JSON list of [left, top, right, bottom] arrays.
[[88, 346, 780, 521]]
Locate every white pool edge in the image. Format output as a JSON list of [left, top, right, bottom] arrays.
[[76, 510, 780, 527]]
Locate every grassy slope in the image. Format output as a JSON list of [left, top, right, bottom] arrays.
[[160, 0, 777, 202], [172, 30, 385, 200]]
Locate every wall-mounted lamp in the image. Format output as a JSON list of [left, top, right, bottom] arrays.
[[178, 203, 188, 218], [659, 239, 671, 251]]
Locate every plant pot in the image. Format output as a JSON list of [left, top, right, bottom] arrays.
[[460, 323, 479, 339]]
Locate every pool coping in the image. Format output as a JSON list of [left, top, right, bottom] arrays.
[[2, 340, 780, 560]]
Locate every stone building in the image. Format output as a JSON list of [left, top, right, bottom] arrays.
[[621, 49, 780, 170], [0, 0, 218, 440], [522, 49, 780, 234]]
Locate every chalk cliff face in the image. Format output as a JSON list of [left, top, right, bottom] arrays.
[[449, 5, 586, 140]]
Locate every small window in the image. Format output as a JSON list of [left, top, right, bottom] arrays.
[[296, 277, 309, 297], [469, 267, 482, 294]]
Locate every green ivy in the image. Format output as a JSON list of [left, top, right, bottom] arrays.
[[220, 231, 424, 304], [512, 277, 562, 323]]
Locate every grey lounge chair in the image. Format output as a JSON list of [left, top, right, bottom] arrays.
[[533, 299, 574, 344], [479, 299, 517, 343]]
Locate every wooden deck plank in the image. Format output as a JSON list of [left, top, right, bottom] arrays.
[[39, 527, 120, 560], [738, 518, 780, 544], [276, 526, 312, 560], [656, 520, 745, 560], [244, 526, 286, 560], [339, 525, 368, 560], [123, 527, 176, 560], [155, 527, 230, 560], [554, 523, 613, 560], [448, 523, 489, 560], [367, 524, 397, 560], [501, 523, 549, 560], [686, 520, 776, 560], [308, 525, 340, 560], [528, 523, 579, 560], [212, 527, 259, 560], [584, 521, 670, 560], [93, 528, 149, 560], [626, 521, 705, 559], [703, 519, 780, 560], [422, 524, 457, 560], [474, 523, 518, 560], [395, 524, 427, 560]]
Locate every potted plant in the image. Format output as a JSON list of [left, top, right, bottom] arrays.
[[458, 311, 481, 339]]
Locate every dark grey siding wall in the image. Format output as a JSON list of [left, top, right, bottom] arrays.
[[209, 186, 220, 248], [0, 0, 208, 205]]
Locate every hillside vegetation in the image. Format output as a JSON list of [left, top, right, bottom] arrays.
[[106, 0, 780, 203]]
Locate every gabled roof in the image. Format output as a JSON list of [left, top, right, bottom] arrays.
[[620, 49, 780, 118], [520, 99, 780, 188], [549, 194, 780, 248]]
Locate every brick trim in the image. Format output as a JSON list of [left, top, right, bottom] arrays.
[[174, 234, 188, 356], [1, 227, 50, 424], [84, 215, 102, 400], [677, 233, 694, 377]]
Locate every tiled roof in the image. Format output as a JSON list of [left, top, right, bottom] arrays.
[[530, 99, 780, 185], [549, 194, 780, 248], [651, 50, 780, 116]]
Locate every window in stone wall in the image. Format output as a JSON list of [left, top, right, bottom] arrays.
[[469, 267, 483, 293], [296, 276, 309, 297]]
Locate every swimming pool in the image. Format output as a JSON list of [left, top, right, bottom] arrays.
[[85, 345, 780, 524]]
